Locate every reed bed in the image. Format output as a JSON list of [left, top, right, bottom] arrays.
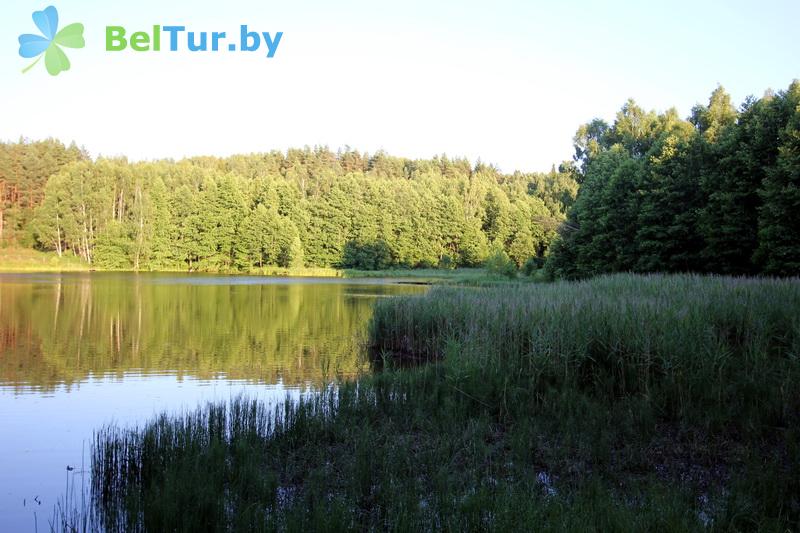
[[370, 273, 800, 430]]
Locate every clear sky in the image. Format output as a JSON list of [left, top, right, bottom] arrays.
[[1, 0, 798, 172]]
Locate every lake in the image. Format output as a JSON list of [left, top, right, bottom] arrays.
[[0, 272, 425, 531]]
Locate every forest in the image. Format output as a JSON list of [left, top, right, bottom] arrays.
[[0, 142, 576, 272], [547, 81, 800, 278], [1, 80, 798, 277]]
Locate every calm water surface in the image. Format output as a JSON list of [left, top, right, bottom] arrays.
[[0, 272, 424, 531]]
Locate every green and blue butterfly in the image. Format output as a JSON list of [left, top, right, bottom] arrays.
[[18, 6, 85, 76]]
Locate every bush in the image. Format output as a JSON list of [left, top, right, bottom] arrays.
[[484, 246, 517, 278], [521, 256, 543, 276], [438, 254, 456, 270], [342, 239, 394, 270]]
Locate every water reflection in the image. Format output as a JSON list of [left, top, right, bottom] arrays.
[[0, 273, 424, 530], [0, 273, 423, 392]]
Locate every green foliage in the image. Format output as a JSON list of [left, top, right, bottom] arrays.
[[0, 138, 87, 247], [93, 220, 131, 269], [457, 217, 490, 267], [17, 147, 576, 272], [755, 81, 800, 275], [521, 256, 542, 276], [548, 81, 800, 278], [342, 239, 393, 270], [484, 244, 517, 278], [698, 92, 780, 274], [235, 204, 302, 269], [437, 254, 456, 270]]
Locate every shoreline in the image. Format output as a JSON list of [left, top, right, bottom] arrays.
[[0, 251, 525, 285]]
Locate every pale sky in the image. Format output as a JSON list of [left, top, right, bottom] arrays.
[[1, 0, 798, 173]]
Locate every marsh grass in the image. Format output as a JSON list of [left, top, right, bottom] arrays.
[[57, 274, 800, 531], [370, 273, 800, 432]]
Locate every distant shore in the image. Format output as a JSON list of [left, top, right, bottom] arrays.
[[0, 248, 533, 285]]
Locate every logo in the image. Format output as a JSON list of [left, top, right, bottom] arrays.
[[16, 6, 283, 77], [18, 6, 85, 76], [105, 26, 282, 57]]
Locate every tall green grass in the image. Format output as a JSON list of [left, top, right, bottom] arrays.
[[58, 274, 800, 531], [370, 273, 800, 431]]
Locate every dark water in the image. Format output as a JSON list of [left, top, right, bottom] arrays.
[[0, 272, 424, 530]]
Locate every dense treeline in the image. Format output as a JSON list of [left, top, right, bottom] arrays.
[[1, 143, 577, 271], [546, 81, 800, 278], [0, 139, 88, 246]]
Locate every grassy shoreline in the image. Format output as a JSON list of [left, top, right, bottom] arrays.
[[56, 274, 800, 531], [0, 248, 520, 284], [0, 248, 90, 271]]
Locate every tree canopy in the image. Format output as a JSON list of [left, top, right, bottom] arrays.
[[546, 81, 800, 279], [1, 144, 576, 271]]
